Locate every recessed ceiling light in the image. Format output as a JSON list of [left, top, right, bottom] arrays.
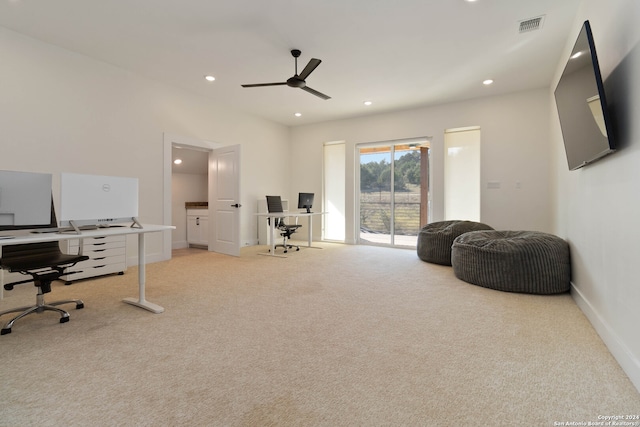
[[174, 159, 182, 165], [483, 79, 494, 85], [364, 101, 373, 106], [294, 112, 302, 117], [204, 75, 215, 82]]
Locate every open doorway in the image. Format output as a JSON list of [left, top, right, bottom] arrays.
[[162, 133, 220, 259], [163, 133, 242, 258], [171, 145, 209, 251], [357, 138, 431, 248]]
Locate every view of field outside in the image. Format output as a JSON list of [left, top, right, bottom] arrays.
[[359, 147, 422, 247]]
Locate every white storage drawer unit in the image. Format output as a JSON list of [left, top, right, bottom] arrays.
[[61, 235, 127, 284]]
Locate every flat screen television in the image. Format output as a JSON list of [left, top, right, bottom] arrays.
[[297, 192, 314, 213], [59, 173, 140, 231], [0, 170, 53, 232], [554, 20, 616, 170]]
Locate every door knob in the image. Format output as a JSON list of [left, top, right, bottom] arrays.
[[231, 204, 242, 208]]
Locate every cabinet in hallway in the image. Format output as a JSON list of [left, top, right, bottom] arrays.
[[186, 209, 208, 247]]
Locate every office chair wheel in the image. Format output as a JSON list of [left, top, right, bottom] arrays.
[[296, 247, 300, 251], [284, 250, 288, 253], [76, 303, 84, 309], [59, 316, 70, 324], [1, 327, 11, 335]]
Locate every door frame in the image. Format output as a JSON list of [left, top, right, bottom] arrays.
[[163, 132, 223, 259]]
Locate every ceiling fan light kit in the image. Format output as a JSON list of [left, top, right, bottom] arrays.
[[241, 49, 331, 100]]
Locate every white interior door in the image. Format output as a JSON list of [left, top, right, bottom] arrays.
[[209, 144, 241, 256]]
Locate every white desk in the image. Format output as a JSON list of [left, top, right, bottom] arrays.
[[255, 212, 326, 257], [0, 224, 174, 313]]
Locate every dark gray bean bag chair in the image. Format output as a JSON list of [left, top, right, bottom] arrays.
[[451, 230, 571, 294], [417, 220, 494, 265]]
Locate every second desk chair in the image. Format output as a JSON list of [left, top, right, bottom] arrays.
[[265, 195, 302, 254]]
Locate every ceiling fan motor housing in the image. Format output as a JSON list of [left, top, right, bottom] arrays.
[[287, 77, 306, 88]]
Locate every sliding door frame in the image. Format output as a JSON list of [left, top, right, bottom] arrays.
[[356, 137, 430, 247]]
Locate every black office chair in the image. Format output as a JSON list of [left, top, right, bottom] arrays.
[[266, 195, 302, 253], [0, 241, 89, 335]]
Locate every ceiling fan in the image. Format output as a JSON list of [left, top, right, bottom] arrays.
[[241, 49, 331, 100]]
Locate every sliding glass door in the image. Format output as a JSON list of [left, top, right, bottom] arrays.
[[359, 146, 392, 245], [358, 139, 429, 247]]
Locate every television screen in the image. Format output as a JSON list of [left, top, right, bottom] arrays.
[[59, 173, 139, 228], [554, 20, 615, 170], [0, 170, 53, 231]]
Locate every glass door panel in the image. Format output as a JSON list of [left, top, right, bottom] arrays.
[[358, 140, 428, 247], [359, 148, 392, 245], [393, 146, 421, 247]]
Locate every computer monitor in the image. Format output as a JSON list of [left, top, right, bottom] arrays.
[[0, 170, 54, 232], [59, 173, 140, 231], [297, 192, 314, 213]]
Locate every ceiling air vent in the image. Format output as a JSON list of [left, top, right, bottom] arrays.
[[519, 15, 545, 33]]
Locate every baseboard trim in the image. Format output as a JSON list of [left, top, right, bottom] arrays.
[[571, 283, 640, 394]]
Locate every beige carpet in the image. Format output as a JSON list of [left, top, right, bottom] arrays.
[[1, 242, 638, 426]]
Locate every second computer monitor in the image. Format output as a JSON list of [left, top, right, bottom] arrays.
[[0, 170, 53, 231], [297, 192, 314, 213]]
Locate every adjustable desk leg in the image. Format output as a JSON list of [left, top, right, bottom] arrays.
[[270, 217, 276, 255], [259, 215, 286, 258], [268, 216, 286, 257], [305, 214, 322, 250], [122, 233, 165, 313]]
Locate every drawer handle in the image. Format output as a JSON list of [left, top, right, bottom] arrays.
[[94, 249, 106, 252], [93, 257, 106, 261], [93, 265, 106, 269], [94, 243, 107, 246]]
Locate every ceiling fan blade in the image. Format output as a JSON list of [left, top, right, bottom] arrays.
[[298, 58, 321, 80], [301, 86, 331, 100], [241, 82, 287, 88]]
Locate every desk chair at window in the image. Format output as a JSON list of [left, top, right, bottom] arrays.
[[266, 195, 302, 254], [0, 241, 89, 335]]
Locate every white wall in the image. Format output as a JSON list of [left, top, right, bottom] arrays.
[[551, 0, 640, 391], [0, 27, 290, 260], [291, 88, 553, 243]]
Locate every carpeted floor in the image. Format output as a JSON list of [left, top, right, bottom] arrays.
[[1, 242, 638, 426]]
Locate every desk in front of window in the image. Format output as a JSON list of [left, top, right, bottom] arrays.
[[255, 211, 326, 258]]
